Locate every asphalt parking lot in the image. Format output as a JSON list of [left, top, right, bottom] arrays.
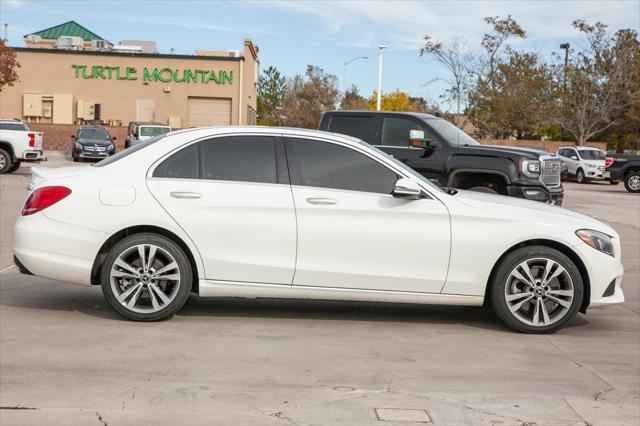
[[1, 156, 639, 426]]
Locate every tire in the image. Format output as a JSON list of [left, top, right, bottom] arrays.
[[624, 171, 640, 193], [72, 156, 79, 162], [576, 169, 586, 183], [468, 186, 498, 194], [609, 180, 619, 185], [6, 160, 21, 173], [100, 233, 193, 321], [490, 246, 583, 334], [0, 148, 13, 174]]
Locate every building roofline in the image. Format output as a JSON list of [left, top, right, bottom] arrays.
[[25, 20, 107, 42], [12, 47, 245, 61]]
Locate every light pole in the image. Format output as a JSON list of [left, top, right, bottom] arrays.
[[343, 55, 369, 95], [376, 45, 387, 111], [559, 43, 570, 140]]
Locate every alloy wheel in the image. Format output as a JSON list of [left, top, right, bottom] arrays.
[[628, 175, 640, 191], [504, 257, 574, 327], [110, 244, 181, 314], [0, 155, 6, 169]]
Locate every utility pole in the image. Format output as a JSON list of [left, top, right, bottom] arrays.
[[376, 46, 387, 111]]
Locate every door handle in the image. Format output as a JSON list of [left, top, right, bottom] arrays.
[[306, 197, 337, 205], [170, 191, 202, 199]]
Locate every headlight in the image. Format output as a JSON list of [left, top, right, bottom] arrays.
[[521, 159, 541, 177], [588, 164, 597, 169], [107, 143, 114, 150], [75, 143, 82, 150], [576, 229, 614, 257]]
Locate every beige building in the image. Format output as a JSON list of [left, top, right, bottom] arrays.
[[2, 21, 259, 128]]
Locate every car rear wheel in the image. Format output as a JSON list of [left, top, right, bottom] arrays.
[[0, 148, 12, 174], [7, 160, 21, 173], [101, 233, 192, 321], [624, 171, 640, 193], [490, 246, 583, 334]]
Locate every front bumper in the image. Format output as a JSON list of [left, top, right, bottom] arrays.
[[573, 241, 625, 309], [507, 185, 564, 206], [585, 168, 607, 180]]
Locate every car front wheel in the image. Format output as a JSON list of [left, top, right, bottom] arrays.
[[624, 171, 640, 193], [576, 169, 586, 183], [490, 246, 583, 334], [101, 233, 193, 321]]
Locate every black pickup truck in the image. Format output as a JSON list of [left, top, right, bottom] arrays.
[[606, 154, 640, 193], [319, 111, 564, 205]]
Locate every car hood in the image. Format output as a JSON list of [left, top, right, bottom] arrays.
[[458, 144, 549, 159], [449, 189, 616, 237], [77, 138, 111, 145], [580, 159, 605, 167]]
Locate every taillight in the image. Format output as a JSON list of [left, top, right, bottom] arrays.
[[605, 157, 613, 168], [22, 186, 71, 216], [28, 133, 35, 147]]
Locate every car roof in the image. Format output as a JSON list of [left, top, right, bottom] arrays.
[[323, 110, 440, 120], [79, 126, 109, 130], [129, 122, 169, 126]]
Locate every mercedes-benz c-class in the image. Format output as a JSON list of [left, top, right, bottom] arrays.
[[14, 127, 624, 333]]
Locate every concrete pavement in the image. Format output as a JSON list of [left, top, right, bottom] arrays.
[[1, 159, 638, 425]]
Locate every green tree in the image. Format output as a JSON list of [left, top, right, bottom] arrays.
[[0, 40, 20, 91], [257, 66, 286, 125], [281, 65, 339, 128], [340, 86, 368, 110]]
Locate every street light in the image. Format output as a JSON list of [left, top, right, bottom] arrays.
[[376, 46, 387, 111], [343, 55, 369, 95], [559, 43, 570, 141]]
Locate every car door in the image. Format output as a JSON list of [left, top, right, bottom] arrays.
[[565, 148, 579, 175], [378, 116, 449, 183], [147, 134, 297, 284], [284, 136, 451, 294]]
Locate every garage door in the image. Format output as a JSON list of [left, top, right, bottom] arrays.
[[187, 97, 231, 127]]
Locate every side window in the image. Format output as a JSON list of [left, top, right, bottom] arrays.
[[381, 117, 429, 147], [285, 138, 398, 194], [327, 116, 380, 144], [201, 136, 277, 184], [153, 143, 199, 179]]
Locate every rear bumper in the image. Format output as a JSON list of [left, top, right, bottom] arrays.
[[507, 185, 564, 206], [19, 149, 45, 162], [13, 213, 107, 286]]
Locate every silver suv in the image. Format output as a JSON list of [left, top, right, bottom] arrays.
[[124, 122, 171, 149]]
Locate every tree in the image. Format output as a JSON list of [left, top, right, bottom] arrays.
[[367, 90, 412, 111], [280, 65, 339, 128], [420, 36, 473, 115], [0, 40, 20, 91], [547, 22, 640, 145], [256, 66, 286, 125], [340, 86, 368, 110]]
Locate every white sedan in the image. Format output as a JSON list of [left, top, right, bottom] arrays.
[[14, 127, 624, 333]]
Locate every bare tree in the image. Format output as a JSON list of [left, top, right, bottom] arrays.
[[548, 22, 639, 145]]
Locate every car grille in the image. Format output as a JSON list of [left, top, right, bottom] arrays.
[[83, 145, 107, 152], [542, 159, 561, 187], [597, 165, 605, 171]]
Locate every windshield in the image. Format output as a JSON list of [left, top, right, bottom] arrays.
[[578, 149, 605, 160], [366, 144, 446, 194], [140, 126, 171, 137], [426, 118, 479, 146], [93, 135, 166, 167], [79, 128, 109, 139]]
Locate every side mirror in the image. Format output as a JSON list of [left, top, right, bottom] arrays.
[[392, 178, 422, 200], [112, 136, 117, 141], [570, 155, 578, 160]]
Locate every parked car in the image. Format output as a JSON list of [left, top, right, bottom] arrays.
[[72, 126, 116, 162], [0, 119, 44, 174], [125, 122, 171, 149], [606, 154, 640, 193], [556, 146, 607, 183], [14, 127, 624, 333], [319, 111, 564, 205]]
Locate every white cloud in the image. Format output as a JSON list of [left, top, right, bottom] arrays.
[[2, 0, 26, 8]]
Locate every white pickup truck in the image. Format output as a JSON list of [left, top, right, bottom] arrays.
[[0, 119, 45, 174]]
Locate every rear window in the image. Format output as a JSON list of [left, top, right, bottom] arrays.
[[140, 126, 171, 137], [93, 135, 166, 168], [327, 116, 380, 144], [0, 122, 29, 131]]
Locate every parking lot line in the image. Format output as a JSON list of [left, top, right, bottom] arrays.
[[0, 265, 16, 273]]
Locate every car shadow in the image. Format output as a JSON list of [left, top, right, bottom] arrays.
[[0, 279, 589, 332]]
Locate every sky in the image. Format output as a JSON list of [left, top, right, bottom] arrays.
[[1, 0, 639, 110]]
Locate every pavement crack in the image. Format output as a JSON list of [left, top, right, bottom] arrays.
[[562, 398, 592, 426], [95, 411, 108, 426], [548, 339, 615, 395]]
